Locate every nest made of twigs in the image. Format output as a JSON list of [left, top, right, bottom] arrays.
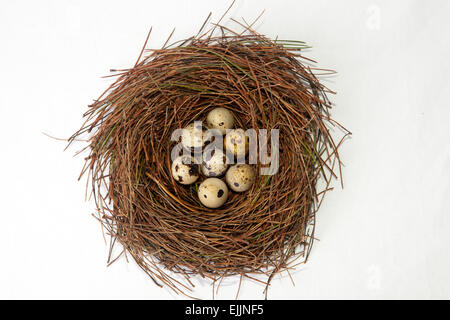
[[69, 17, 348, 298]]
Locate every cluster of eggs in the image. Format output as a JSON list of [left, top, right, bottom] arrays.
[[171, 108, 255, 208]]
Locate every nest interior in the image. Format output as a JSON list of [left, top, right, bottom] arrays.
[[70, 21, 347, 297]]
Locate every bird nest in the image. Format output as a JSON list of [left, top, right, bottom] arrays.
[[69, 17, 348, 298]]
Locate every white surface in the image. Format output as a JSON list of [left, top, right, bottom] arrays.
[[1, 0, 449, 299]]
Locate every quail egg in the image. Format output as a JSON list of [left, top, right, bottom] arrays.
[[198, 178, 229, 208], [206, 107, 235, 135], [171, 155, 199, 185], [180, 123, 207, 150], [225, 129, 249, 158], [201, 148, 228, 177], [225, 164, 255, 192]]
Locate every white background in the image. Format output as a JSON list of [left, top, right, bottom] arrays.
[[1, 0, 449, 299]]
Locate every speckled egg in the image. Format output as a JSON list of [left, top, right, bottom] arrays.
[[171, 155, 199, 185], [225, 129, 249, 158], [198, 178, 229, 208], [201, 148, 228, 177], [206, 107, 235, 135], [180, 123, 207, 150], [225, 164, 255, 192]]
